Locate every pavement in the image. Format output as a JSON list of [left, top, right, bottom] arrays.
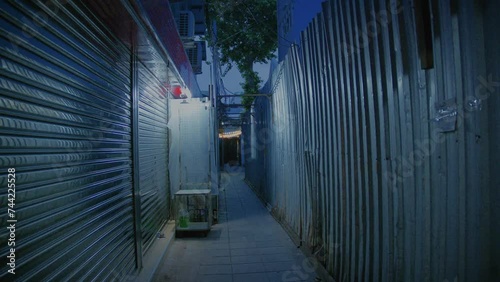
[[152, 168, 321, 282]]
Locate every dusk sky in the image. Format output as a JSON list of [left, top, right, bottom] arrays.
[[195, 47, 272, 95]]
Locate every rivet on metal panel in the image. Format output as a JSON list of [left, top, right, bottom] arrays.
[[432, 98, 457, 132], [465, 96, 482, 112]]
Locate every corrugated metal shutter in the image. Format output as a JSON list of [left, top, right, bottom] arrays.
[[0, 1, 135, 280], [137, 53, 170, 253]]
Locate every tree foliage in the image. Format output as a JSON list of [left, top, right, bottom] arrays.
[[207, 0, 277, 109]]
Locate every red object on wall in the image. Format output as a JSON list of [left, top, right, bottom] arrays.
[[172, 85, 182, 98]]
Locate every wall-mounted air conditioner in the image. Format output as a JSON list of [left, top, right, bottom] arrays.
[[175, 11, 195, 38], [186, 41, 205, 74]]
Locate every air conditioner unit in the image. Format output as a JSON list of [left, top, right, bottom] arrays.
[[175, 11, 195, 38], [187, 41, 204, 74]]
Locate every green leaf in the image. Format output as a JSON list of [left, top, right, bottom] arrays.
[[206, 0, 277, 110]]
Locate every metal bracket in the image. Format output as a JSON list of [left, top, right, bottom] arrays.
[[432, 98, 457, 132]]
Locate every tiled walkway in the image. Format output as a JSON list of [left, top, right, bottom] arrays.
[[152, 169, 319, 282]]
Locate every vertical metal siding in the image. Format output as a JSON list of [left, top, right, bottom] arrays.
[[243, 0, 497, 281]]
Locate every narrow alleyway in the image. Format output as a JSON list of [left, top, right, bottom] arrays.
[[153, 169, 319, 282]]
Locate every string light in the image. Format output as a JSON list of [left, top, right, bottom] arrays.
[[219, 130, 242, 139]]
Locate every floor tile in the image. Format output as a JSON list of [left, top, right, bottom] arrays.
[[199, 265, 232, 275], [261, 253, 296, 263], [153, 171, 323, 282], [196, 274, 233, 282], [232, 262, 266, 274], [233, 272, 270, 282], [231, 255, 262, 264], [264, 261, 296, 272], [199, 256, 231, 265]]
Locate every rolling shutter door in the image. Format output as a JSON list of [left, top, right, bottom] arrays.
[[137, 54, 170, 253], [0, 1, 135, 280]]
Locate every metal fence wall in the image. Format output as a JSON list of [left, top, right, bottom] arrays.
[[243, 0, 499, 281]]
